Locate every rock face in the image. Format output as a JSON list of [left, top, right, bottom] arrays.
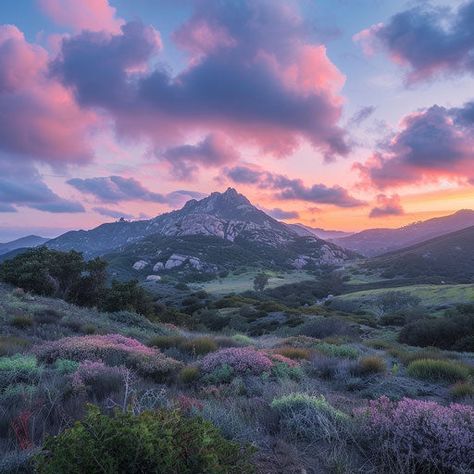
[[47, 187, 356, 274], [132, 260, 148, 270]]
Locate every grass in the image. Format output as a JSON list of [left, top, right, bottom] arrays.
[[407, 359, 470, 383], [332, 284, 474, 310], [188, 270, 313, 295], [450, 382, 474, 400]]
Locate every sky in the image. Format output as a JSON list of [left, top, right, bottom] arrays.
[[0, 0, 473, 241]]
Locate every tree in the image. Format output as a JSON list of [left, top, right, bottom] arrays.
[[253, 273, 269, 292]]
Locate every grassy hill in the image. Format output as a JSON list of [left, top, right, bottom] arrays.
[[366, 225, 474, 283]]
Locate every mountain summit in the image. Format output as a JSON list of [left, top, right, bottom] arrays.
[[47, 189, 355, 275]]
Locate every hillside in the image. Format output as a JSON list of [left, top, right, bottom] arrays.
[[366, 225, 474, 283], [288, 223, 352, 240], [0, 235, 48, 255], [332, 209, 474, 256], [47, 188, 356, 275]]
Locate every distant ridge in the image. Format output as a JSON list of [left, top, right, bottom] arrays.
[[288, 223, 352, 240], [367, 225, 474, 283], [0, 235, 49, 255], [332, 209, 474, 256]]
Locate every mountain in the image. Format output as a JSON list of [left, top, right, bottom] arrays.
[[0, 235, 49, 255], [332, 210, 474, 257], [366, 225, 474, 283], [47, 188, 356, 277], [288, 223, 352, 240]]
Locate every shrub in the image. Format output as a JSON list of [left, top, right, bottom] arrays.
[[33, 308, 62, 325], [271, 393, 348, 441], [310, 355, 357, 380], [231, 334, 255, 346], [453, 335, 474, 352], [200, 348, 273, 376], [314, 342, 359, 359], [36, 406, 255, 473], [0, 336, 30, 356], [355, 396, 474, 473], [450, 382, 474, 400], [0, 355, 40, 389], [356, 356, 386, 375], [179, 366, 200, 384], [54, 359, 79, 374], [275, 346, 311, 360], [10, 314, 33, 329], [364, 339, 394, 350], [296, 317, 355, 339], [407, 359, 469, 383], [148, 335, 186, 350], [180, 337, 218, 355], [32, 334, 181, 379], [71, 361, 125, 399]]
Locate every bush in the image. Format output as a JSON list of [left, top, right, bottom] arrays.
[[148, 335, 186, 350], [450, 382, 474, 400], [179, 366, 201, 384], [200, 348, 273, 376], [355, 396, 474, 473], [71, 361, 125, 399], [10, 314, 33, 329], [54, 359, 79, 374], [296, 317, 355, 339], [356, 356, 386, 375], [271, 393, 348, 441], [36, 406, 254, 473], [231, 334, 255, 346], [407, 359, 469, 383], [275, 346, 311, 360], [314, 342, 359, 359], [180, 337, 218, 355], [0, 355, 41, 389], [33, 308, 62, 325], [0, 336, 30, 356]]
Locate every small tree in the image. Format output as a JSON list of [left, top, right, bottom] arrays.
[[253, 273, 269, 292]]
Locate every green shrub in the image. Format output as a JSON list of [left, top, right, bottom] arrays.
[[0, 354, 40, 388], [36, 406, 254, 473], [314, 342, 359, 359], [148, 335, 186, 350], [180, 337, 218, 355], [275, 346, 311, 360], [450, 381, 474, 400], [10, 314, 33, 329], [356, 356, 386, 375], [271, 393, 348, 441], [365, 339, 394, 350], [179, 366, 201, 384], [407, 359, 469, 383], [231, 334, 255, 346], [54, 359, 80, 374]]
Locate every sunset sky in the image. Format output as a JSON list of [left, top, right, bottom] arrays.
[[0, 0, 473, 240]]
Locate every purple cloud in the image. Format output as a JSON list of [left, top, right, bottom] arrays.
[[92, 207, 136, 220], [226, 166, 365, 208], [355, 101, 474, 188], [67, 175, 167, 203], [357, 1, 474, 82], [266, 208, 300, 220], [51, 1, 350, 160]]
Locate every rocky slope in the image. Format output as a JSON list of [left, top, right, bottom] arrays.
[[47, 188, 356, 277]]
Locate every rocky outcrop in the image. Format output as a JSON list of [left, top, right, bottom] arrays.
[[132, 260, 148, 270]]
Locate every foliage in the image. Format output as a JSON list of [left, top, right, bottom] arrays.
[[450, 382, 474, 400], [179, 366, 201, 384], [313, 342, 359, 359], [271, 393, 348, 441], [148, 335, 186, 350], [253, 273, 269, 292], [180, 337, 218, 355], [407, 359, 469, 383], [200, 348, 273, 376], [0, 355, 40, 389], [275, 346, 311, 360], [36, 406, 255, 473], [356, 356, 386, 375], [355, 396, 474, 473]]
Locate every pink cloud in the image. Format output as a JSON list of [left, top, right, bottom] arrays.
[[369, 194, 404, 218], [0, 25, 97, 165], [38, 0, 123, 33]]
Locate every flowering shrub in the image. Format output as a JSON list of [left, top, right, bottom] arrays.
[[200, 348, 273, 376], [71, 360, 126, 398], [355, 396, 474, 473], [32, 334, 181, 379], [271, 393, 348, 441], [32, 334, 155, 364]]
